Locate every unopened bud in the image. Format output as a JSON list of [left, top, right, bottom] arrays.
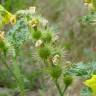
[[52, 54, 60, 64], [29, 6, 36, 14], [35, 40, 43, 48]]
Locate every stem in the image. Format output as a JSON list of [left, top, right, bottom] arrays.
[[62, 86, 67, 96], [1, 52, 18, 81], [43, 59, 49, 67], [54, 80, 63, 96], [1, 51, 25, 96], [13, 55, 25, 96]]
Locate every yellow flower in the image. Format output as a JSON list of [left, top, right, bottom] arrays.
[[84, 75, 96, 95], [5, 11, 16, 25], [28, 19, 39, 28], [0, 5, 16, 27], [10, 15, 16, 25]]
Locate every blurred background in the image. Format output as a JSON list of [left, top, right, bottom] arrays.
[[0, 0, 96, 96]]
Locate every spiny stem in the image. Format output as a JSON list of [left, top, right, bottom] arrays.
[[13, 55, 25, 96], [62, 86, 67, 96], [2, 51, 25, 96], [2, 52, 18, 81], [54, 80, 63, 96], [1, 52, 25, 96]]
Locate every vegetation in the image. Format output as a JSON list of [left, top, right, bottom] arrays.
[[0, 0, 96, 96]]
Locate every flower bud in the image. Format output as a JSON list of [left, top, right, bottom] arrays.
[[29, 6, 36, 14], [63, 75, 73, 87], [54, 35, 59, 42], [50, 65, 62, 80], [38, 46, 51, 59], [28, 19, 39, 28], [32, 30, 42, 40], [35, 40, 43, 48], [52, 35, 59, 45], [42, 32, 52, 43], [52, 54, 60, 64], [41, 19, 48, 28]]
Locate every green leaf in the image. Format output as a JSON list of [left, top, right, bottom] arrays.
[[80, 87, 92, 96]]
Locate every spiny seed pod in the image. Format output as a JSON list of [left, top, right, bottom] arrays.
[[32, 30, 42, 40], [63, 75, 73, 87], [38, 46, 51, 59], [42, 32, 52, 43], [50, 65, 62, 80]]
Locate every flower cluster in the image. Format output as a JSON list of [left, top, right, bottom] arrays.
[[26, 7, 65, 82], [0, 4, 16, 28], [0, 5, 72, 96], [30, 20, 61, 66]]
